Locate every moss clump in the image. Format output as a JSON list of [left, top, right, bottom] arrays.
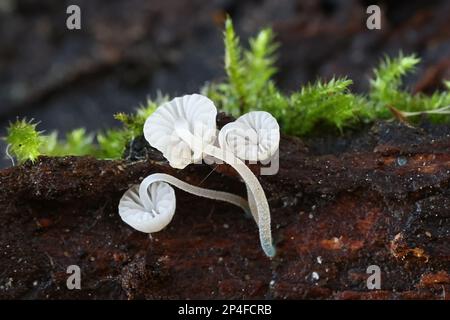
[[208, 17, 278, 116], [4, 98, 160, 163], [369, 53, 450, 121], [6, 119, 43, 163], [205, 17, 450, 136]]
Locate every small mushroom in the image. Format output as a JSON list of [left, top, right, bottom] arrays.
[[143, 94, 217, 169], [119, 181, 176, 233], [218, 111, 280, 162], [119, 173, 249, 234], [143, 94, 277, 257], [218, 111, 280, 224]]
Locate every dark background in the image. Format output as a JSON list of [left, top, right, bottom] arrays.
[[1, 0, 450, 166]]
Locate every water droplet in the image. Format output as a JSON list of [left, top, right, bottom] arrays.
[[396, 156, 407, 166]]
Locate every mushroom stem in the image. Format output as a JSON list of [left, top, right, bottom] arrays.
[[246, 184, 259, 222], [175, 127, 276, 258], [139, 173, 250, 215]]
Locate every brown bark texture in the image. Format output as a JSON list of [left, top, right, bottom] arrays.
[[0, 116, 449, 299]]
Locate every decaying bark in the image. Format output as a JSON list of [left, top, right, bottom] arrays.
[[0, 117, 448, 299]]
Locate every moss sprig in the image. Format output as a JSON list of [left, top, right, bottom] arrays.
[[6, 119, 43, 163]]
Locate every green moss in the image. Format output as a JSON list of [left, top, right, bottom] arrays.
[[285, 78, 363, 135], [114, 97, 162, 140], [205, 16, 279, 116], [206, 17, 450, 134], [6, 119, 43, 163], [96, 129, 127, 159], [4, 99, 160, 162], [5, 17, 450, 164], [368, 54, 450, 122], [40, 129, 95, 157]]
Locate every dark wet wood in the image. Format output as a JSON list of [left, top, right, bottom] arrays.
[[0, 120, 448, 299]]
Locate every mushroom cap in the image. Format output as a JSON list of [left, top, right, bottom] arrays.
[[118, 181, 176, 233], [143, 94, 217, 169], [218, 111, 280, 161]]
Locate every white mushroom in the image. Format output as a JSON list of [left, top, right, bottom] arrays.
[[119, 173, 249, 234], [218, 111, 280, 225], [143, 94, 277, 257], [143, 94, 217, 169], [218, 111, 280, 162], [119, 181, 176, 233]]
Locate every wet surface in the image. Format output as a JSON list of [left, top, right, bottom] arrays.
[[0, 119, 448, 299]]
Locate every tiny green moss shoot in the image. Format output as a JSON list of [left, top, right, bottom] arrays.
[[6, 119, 42, 163]]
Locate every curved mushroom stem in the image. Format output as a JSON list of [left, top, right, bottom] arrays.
[[139, 173, 250, 215], [175, 127, 276, 258]]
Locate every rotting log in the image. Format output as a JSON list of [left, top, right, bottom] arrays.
[[0, 117, 448, 299]]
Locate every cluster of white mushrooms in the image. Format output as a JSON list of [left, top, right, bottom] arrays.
[[118, 94, 280, 257]]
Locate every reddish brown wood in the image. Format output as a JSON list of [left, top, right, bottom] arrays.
[[0, 121, 448, 299]]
